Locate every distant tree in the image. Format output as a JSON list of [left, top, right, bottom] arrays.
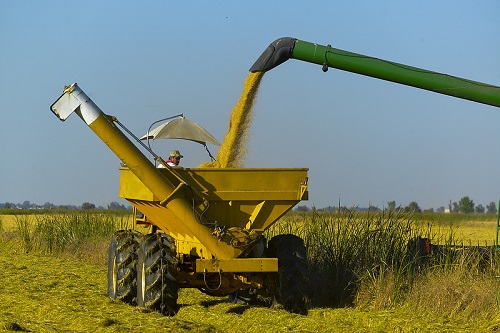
[[452, 202, 459, 213], [81, 202, 96, 210], [387, 201, 396, 211], [3, 202, 12, 209], [22, 201, 31, 209], [436, 206, 445, 213], [319, 206, 336, 213], [475, 204, 485, 214], [43, 202, 55, 209], [486, 202, 498, 214], [458, 196, 474, 214], [405, 201, 421, 213], [108, 201, 127, 210], [296, 205, 310, 212]]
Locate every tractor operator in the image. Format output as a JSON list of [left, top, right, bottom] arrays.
[[158, 149, 183, 168]]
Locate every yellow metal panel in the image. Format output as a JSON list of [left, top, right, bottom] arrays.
[[246, 201, 265, 229], [195, 258, 278, 273], [119, 168, 155, 200], [175, 168, 308, 199], [206, 191, 305, 201]]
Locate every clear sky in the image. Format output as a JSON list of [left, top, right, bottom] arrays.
[[1, 1, 499, 210]]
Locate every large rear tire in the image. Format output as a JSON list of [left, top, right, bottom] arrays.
[[137, 233, 179, 316], [107, 229, 142, 304], [267, 234, 310, 315]]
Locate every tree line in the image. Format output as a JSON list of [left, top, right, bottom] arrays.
[[0, 200, 130, 211], [386, 197, 497, 214], [296, 196, 498, 214]]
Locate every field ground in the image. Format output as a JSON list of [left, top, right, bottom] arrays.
[[1, 240, 500, 332], [2, 212, 500, 332]]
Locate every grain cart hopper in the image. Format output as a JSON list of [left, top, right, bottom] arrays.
[[50, 83, 309, 315]]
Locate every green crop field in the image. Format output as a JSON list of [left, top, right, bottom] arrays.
[[1, 211, 500, 332]]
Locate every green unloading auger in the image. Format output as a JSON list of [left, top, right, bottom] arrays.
[[250, 37, 500, 108]]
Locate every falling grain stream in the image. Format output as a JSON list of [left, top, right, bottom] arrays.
[[199, 72, 264, 168]]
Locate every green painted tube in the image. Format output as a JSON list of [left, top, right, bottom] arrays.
[[250, 37, 500, 108]]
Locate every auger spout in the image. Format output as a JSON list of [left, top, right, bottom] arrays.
[[250, 37, 500, 108], [249, 37, 296, 73]]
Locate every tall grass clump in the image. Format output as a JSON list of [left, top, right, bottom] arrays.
[[268, 208, 500, 319], [403, 239, 500, 322], [15, 215, 34, 252], [267, 208, 429, 308], [16, 212, 130, 260]]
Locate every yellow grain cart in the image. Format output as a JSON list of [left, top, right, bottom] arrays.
[[50, 83, 310, 315]]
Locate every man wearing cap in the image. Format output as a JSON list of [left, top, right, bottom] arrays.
[[158, 150, 183, 168], [166, 150, 183, 167]]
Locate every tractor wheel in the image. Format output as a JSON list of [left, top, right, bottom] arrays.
[[267, 234, 310, 315], [137, 233, 179, 316], [107, 229, 142, 304]]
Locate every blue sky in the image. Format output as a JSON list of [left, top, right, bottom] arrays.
[[1, 1, 499, 210]]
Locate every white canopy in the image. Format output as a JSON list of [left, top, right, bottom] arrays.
[[141, 116, 220, 146]]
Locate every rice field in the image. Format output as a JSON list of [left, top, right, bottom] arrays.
[[1, 210, 500, 332]]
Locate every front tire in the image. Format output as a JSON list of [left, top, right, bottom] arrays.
[[137, 233, 179, 316], [107, 229, 141, 304], [267, 234, 310, 315]]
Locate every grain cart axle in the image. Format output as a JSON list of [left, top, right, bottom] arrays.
[[50, 83, 310, 315]]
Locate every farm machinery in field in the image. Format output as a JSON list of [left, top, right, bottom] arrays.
[[50, 37, 500, 316], [50, 83, 310, 315]]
